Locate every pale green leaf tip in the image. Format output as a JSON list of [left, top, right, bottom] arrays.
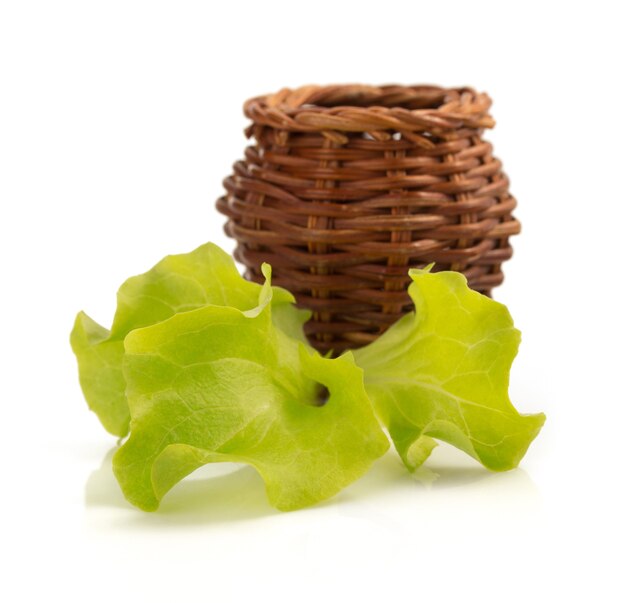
[[405, 436, 438, 472], [408, 265, 470, 289], [69, 311, 84, 347], [261, 262, 272, 280], [408, 263, 435, 278], [71, 310, 105, 347], [477, 410, 546, 473], [244, 262, 274, 318]]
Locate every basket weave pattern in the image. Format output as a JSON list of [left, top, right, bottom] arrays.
[[217, 85, 520, 353]]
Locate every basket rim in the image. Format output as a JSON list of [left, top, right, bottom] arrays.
[[244, 84, 495, 136]]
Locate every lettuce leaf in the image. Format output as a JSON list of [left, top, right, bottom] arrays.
[[113, 266, 389, 511], [70, 243, 309, 436], [71, 240, 544, 513], [353, 267, 545, 472]]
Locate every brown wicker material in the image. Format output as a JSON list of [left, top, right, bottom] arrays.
[[217, 84, 520, 354]]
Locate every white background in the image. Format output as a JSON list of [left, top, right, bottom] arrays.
[[1, 1, 625, 601]]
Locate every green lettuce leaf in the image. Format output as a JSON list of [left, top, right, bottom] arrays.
[[353, 267, 545, 472], [70, 243, 309, 436], [113, 265, 389, 511]]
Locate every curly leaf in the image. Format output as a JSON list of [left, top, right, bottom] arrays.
[[354, 268, 545, 472], [113, 266, 389, 511], [70, 243, 309, 436]]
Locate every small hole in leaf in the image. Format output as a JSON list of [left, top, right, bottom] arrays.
[[314, 384, 330, 407]]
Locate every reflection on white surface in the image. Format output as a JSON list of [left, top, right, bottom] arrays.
[[85, 441, 540, 528], [85, 448, 276, 525]]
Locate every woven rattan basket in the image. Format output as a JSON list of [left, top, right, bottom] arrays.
[[217, 84, 520, 354]]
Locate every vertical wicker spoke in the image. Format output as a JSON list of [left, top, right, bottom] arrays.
[[444, 139, 473, 274], [382, 144, 411, 320], [308, 138, 336, 347]]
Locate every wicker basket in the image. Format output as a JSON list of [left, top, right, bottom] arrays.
[[217, 84, 520, 354]]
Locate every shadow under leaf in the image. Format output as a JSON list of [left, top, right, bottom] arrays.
[[85, 441, 538, 526], [85, 447, 276, 526]]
